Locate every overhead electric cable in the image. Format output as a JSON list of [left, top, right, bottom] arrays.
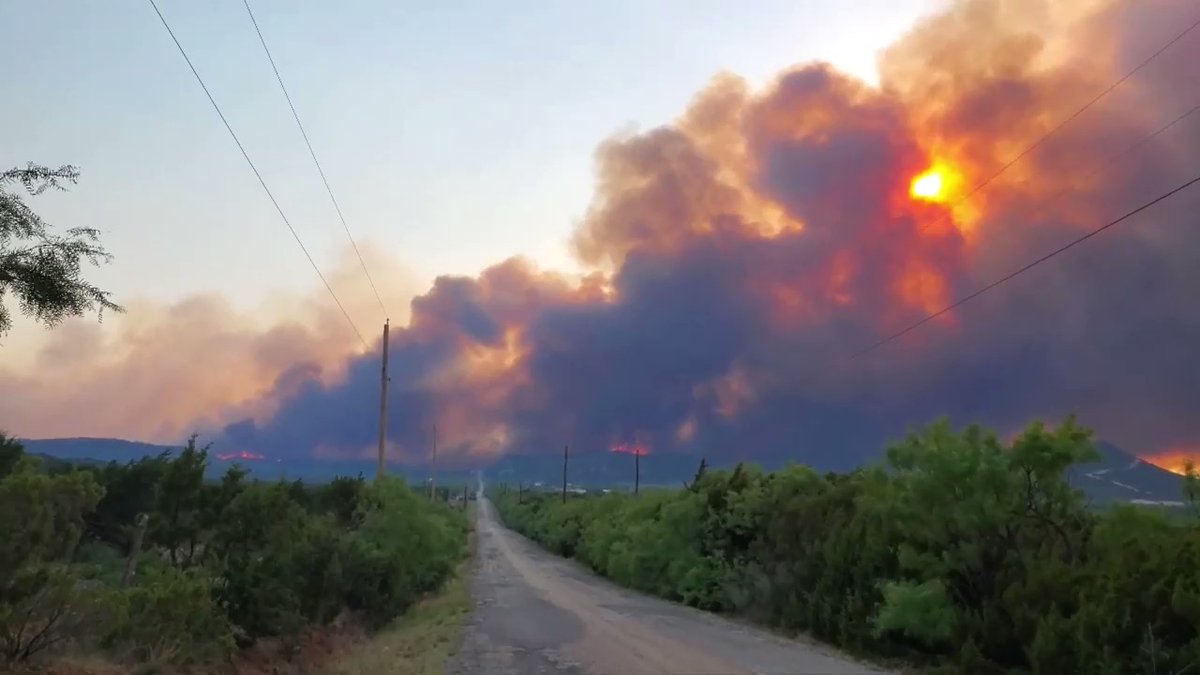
[[243, 0, 390, 320], [849, 14, 1200, 359], [147, 0, 369, 350], [850, 171, 1200, 359], [917, 14, 1200, 235]]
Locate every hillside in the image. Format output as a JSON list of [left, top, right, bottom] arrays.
[[492, 442, 1189, 506], [19, 435, 1189, 505], [16, 436, 476, 485], [1067, 441, 1186, 507], [20, 436, 174, 464]]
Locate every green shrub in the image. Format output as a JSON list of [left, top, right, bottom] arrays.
[[340, 477, 467, 627], [493, 417, 1200, 673], [105, 566, 233, 667], [0, 463, 105, 664], [206, 481, 333, 643], [0, 435, 470, 669]]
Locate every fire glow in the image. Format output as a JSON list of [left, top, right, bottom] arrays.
[[610, 443, 650, 457], [216, 451, 266, 462], [909, 163, 960, 203], [1146, 449, 1199, 476], [6, 0, 1198, 473]]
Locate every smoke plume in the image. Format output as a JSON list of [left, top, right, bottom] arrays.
[[7, 0, 1200, 471]]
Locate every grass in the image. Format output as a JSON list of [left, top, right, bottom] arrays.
[[322, 508, 475, 675]]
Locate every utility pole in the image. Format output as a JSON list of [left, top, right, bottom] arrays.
[[561, 444, 569, 504], [634, 450, 640, 495], [376, 320, 390, 481], [428, 423, 438, 501]]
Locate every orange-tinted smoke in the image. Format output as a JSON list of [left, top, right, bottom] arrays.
[[0, 245, 415, 442], [10, 0, 1200, 468]]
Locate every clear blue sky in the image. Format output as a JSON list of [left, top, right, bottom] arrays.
[[4, 0, 935, 356]]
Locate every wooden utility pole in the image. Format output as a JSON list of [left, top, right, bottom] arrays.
[[634, 450, 640, 495], [428, 423, 438, 501], [561, 444, 569, 504], [121, 513, 149, 588], [463, 483, 468, 508], [376, 320, 390, 481]]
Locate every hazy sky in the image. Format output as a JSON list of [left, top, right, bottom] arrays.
[[4, 0, 936, 358]]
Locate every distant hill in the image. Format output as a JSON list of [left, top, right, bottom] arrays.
[[491, 441, 1189, 506], [15, 436, 475, 484], [19, 437, 176, 464], [27, 452, 103, 472], [17, 436, 1188, 505], [1067, 441, 1186, 507]]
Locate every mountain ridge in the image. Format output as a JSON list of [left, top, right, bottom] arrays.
[[15, 435, 1187, 504]]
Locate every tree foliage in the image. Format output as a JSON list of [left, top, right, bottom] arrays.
[[0, 163, 122, 336], [0, 458, 105, 662], [0, 434, 468, 669], [495, 417, 1200, 673], [0, 433, 25, 479]]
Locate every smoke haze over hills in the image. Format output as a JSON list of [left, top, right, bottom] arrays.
[[4, 0, 1200, 472]]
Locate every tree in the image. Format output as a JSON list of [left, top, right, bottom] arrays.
[[0, 433, 24, 479], [88, 453, 171, 551], [0, 163, 121, 336], [316, 474, 366, 527], [0, 463, 106, 663], [149, 437, 209, 567], [205, 482, 316, 642]]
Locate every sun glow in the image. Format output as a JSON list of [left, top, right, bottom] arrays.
[[909, 161, 966, 205], [910, 167, 947, 201]]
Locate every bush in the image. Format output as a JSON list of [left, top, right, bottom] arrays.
[[341, 477, 467, 627], [0, 433, 469, 669], [493, 417, 1200, 673], [0, 463, 105, 664], [206, 481, 341, 643], [105, 566, 234, 667]]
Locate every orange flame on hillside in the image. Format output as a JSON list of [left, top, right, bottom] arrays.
[[1146, 448, 1199, 476], [610, 442, 650, 457]]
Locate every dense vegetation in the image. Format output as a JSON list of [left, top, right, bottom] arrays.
[[0, 433, 468, 672], [494, 418, 1200, 674]]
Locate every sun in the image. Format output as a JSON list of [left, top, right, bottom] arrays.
[[910, 167, 948, 202], [907, 163, 955, 201], [909, 162, 965, 204]]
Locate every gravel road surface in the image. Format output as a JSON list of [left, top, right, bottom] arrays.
[[448, 489, 892, 675]]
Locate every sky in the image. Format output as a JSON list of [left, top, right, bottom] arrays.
[[6, 0, 1200, 475], [3, 0, 935, 357]]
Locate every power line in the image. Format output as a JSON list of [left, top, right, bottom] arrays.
[[847, 16, 1200, 360], [918, 13, 1200, 235], [849, 57, 1200, 360], [147, 0, 369, 350], [850, 170, 1200, 360], [242, 0, 390, 321], [1013, 95, 1200, 199]]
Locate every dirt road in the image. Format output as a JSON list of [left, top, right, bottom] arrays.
[[448, 491, 892, 675]]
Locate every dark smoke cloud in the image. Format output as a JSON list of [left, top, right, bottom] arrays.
[[207, 0, 1200, 470], [12, 0, 1199, 471]]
